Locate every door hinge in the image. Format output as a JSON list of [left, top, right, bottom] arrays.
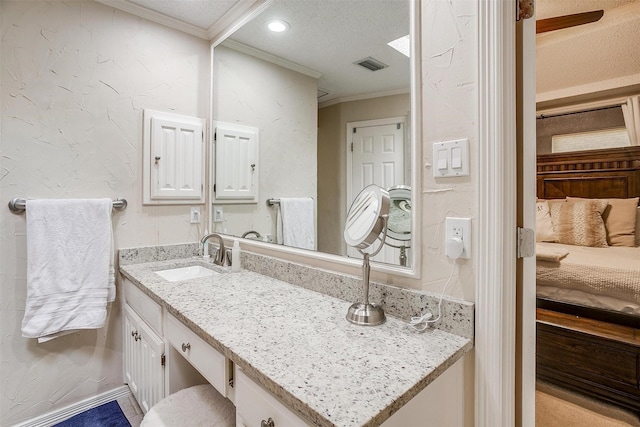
[[161, 353, 166, 366], [214, 131, 217, 141], [397, 123, 401, 130], [517, 0, 534, 21], [350, 142, 353, 152], [517, 227, 535, 258]]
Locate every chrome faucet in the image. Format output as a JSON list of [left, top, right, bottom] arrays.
[[200, 233, 226, 266]]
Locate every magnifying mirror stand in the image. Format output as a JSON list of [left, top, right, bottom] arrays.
[[346, 216, 388, 326]]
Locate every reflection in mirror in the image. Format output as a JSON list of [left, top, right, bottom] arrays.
[[386, 185, 412, 266], [211, 0, 413, 268], [343, 185, 390, 326]]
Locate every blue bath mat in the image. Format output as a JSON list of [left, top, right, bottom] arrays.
[[54, 400, 131, 427]]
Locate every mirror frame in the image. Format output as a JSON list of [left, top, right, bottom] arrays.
[[209, 0, 422, 279]]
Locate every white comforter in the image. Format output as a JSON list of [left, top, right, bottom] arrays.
[[536, 243, 640, 313]]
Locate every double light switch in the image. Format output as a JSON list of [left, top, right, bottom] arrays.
[[432, 138, 469, 178]]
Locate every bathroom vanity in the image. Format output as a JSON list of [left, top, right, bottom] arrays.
[[119, 245, 473, 427]]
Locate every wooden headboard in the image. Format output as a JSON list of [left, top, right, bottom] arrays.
[[537, 146, 640, 200]]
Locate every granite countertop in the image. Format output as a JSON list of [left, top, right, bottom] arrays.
[[120, 257, 473, 427]]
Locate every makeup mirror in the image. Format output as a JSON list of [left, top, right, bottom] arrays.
[[344, 185, 390, 326]]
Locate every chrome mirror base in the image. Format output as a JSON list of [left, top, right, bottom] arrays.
[[346, 303, 386, 326]]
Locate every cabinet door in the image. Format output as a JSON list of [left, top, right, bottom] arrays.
[[143, 109, 206, 204], [124, 305, 141, 397], [214, 122, 259, 203], [136, 319, 165, 413], [123, 304, 165, 413]]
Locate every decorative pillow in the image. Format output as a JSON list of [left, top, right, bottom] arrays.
[[567, 197, 639, 247], [549, 199, 608, 247], [535, 201, 557, 242]]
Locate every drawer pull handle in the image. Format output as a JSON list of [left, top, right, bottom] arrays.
[[181, 342, 191, 352], [131, 330, 140, 341], [261, 418, 275, 427]]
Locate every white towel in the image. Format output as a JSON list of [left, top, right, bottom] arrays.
[[22, 199, 115, 342], [277, 198, 315, 250]]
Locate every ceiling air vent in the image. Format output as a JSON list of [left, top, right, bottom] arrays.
[[355, 57, 388, 72]]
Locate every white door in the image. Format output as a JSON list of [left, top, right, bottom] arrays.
[[151, 116, 204, 200], [143, 109, 206, 204], [347, 119, 406, 264], [518, 12, 537, 427], [214, 122, 259, 203]]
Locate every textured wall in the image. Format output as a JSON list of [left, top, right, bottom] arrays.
[[212, 45, 317, 243], [0, 1, 210, 424], [536, 107, 626, 154]]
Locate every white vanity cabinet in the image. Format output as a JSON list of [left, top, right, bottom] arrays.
[[123, 279, 165, 413], [235, 368, 312, 427]]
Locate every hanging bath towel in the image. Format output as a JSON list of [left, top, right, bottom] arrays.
[[277, 198, 315, 250], [22, 199, 115, 342]]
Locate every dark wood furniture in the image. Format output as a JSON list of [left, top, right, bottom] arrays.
[[535, 146, 640, 416]]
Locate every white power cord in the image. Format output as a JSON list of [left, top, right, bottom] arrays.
[[410, 259, 459, 332]]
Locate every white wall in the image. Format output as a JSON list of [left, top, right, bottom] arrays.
[[0, 1, 210, 424], [211, 45, 317, 242]]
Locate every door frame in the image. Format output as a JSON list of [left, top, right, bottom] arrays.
[[476, 0, 536, 425]]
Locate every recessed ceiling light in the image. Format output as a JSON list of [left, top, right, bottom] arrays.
[[267, 20, 290, 33], [387, 35, 410, 58]]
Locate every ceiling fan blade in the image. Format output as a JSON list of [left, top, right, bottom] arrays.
[[536, 10, 604, 34]]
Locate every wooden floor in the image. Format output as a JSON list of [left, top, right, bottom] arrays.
[[537, 381, 640, 427]]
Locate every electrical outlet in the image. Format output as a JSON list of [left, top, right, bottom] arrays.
[[190, 207, 200, 224], [213, 206, 224, 223], [445, 217, 471, 258]]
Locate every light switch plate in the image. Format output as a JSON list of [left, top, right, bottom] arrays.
[[432, 138, 469, 178]]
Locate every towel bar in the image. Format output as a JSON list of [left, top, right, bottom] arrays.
[[266, 198, 280, 206], [8, 198, 128, 213]]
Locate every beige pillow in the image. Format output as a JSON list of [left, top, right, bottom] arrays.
[[535, 201, 557, 242], [549, 199, 608, 247], [567, 197, 639, 247]]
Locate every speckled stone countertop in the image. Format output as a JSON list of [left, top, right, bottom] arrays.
[[120, 256, 473, 427]]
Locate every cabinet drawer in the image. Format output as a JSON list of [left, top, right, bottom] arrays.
[[124, 279, 162, 334], [236, 368, 311, 427], [165, 313, 228, 397]]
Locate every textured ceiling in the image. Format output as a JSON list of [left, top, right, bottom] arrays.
[[227, 0, 410, 104], [536, 0, 640, 101]]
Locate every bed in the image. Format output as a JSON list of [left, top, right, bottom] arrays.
[[535, 146, 640, 416]]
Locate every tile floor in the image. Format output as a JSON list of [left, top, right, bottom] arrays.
[[116, 394, 143, 427]]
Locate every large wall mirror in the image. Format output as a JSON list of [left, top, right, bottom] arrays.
[[210, 0, 421, 274]]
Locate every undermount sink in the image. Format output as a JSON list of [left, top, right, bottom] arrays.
[[155, 265, 219, 282]]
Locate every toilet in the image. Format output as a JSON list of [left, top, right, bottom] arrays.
[[140, 384, 235, 427]]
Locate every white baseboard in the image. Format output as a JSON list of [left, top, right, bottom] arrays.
[[13, 385, 132, 427]]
